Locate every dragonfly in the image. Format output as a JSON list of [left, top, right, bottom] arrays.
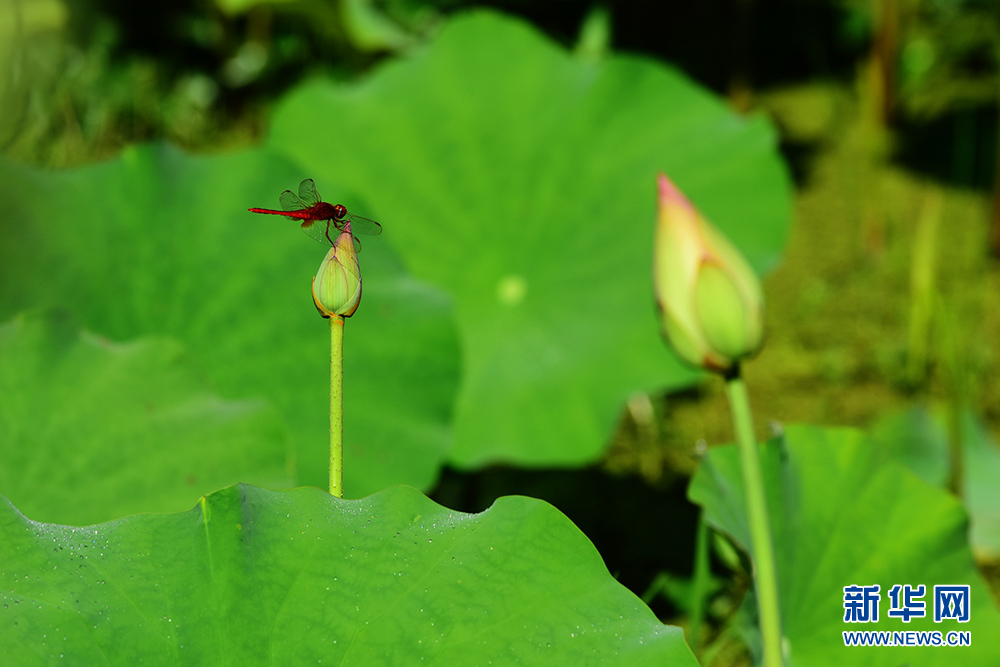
[[248, 178, 382, 251]]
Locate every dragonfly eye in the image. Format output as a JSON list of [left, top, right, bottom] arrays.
[[333, 204, 347, 220]]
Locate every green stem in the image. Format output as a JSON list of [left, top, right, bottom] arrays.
[[330, 314, 345, 498], [688, 510, 711, 654], [725, 367, 782, 666]]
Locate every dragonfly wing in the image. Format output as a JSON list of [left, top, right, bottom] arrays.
[[298, 178, 320, 206], [342, 213, 383, 236], [300, 219, 338, 246], [302, 219, 366, 252], [280, 189, 307, 212]]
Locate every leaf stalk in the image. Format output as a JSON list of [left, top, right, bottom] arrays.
[[725, 367, 782, 666], [330, 314, 345, 497]]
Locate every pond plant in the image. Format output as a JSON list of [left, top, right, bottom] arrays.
[[653, 173, 779, 666], [1, 8, 999, 667]]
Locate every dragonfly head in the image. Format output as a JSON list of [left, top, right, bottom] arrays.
[[332, 204, 347, 220]]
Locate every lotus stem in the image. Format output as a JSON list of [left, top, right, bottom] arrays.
[[330, 314, 345, 498], [725, 366, 782, 667]]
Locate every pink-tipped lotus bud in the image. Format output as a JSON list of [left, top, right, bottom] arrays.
[[312, 226, 362, 318], [653, 173, 765, 373]]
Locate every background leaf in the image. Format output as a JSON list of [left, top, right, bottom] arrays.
[[0, 310, 291, 525], [0, 145, 460, 496], [268, 10, 792, 468], [689, 425, 1000, 665], [871, 405, 1000, 560], [0, 484, 698, 665]]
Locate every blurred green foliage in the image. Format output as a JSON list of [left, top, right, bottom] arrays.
[[3, 0, 1000, 664], [0, 11, 791, 502], [871, 405, 1000, 561], [898, 0, 999, 117]]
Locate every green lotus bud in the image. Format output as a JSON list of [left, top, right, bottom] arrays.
[[653, 173, 764, 373], [312, 226, 362, 318]]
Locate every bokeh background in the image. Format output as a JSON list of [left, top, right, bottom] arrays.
[[3, 0, 1000, 664]]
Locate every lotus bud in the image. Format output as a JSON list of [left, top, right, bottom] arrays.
[[312, 226, 362, 318], [653, 173, 764, 373]]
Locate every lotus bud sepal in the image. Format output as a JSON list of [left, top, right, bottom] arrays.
[[653, 173, 765, 374]]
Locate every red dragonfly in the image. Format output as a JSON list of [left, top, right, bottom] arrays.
[[249, 178, 383, 251]]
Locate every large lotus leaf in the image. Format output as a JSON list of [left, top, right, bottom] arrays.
[[0, 145, 459, 497], [268, 10, 792, 467], [871, 405, 1000, 560], [0, 310, 291, 525], [689, 425, 1000, 666], [0, 484, 698, 665]]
